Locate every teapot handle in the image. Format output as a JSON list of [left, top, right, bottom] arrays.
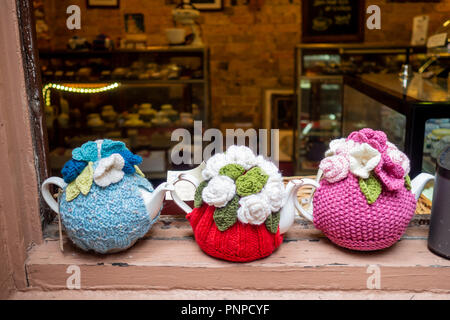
[[41, 177, 67, 213], [41, 177, 67, 252], [294, 178, 320, 223], [169, 173, 200, 214]]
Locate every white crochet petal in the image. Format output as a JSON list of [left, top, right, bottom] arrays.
[[202, 175, 235, 208], [348, 143, 381, 179], [202, 152, 229, 181], [255, 155, 282, 181], [237, 194, 271, 225], [260, 180, 286, 212], [325, 138, 346, 157], [93, 153, 125, 187], [225, 145, 257, 170]]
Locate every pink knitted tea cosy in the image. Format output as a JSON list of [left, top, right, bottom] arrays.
[[314, 128, 416, 251]]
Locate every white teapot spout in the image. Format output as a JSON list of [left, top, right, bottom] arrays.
[[411, 173, 435, 201], [278, 180, 303, 234], [140, 182, 175, 221]]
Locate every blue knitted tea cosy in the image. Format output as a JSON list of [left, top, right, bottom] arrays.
[[58, 139, 161, 253]]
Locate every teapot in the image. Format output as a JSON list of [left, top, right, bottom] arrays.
[[41, 139, 173, 254], [168, 145, 319, 262], [296, 128, 435, 251]]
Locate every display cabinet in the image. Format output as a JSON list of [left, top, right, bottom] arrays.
[[294, 44, 427, 174], [343, 73, 450, 177], [39, 46, 209, 182]]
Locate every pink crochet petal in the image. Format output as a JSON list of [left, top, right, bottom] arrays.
[[347, 128, 387, 153], [374, 153, 405, 191], [319, 154, 349, 183]]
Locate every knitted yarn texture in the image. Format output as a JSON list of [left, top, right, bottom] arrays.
[[189, 145, 285, 262], [315, 128, 417, 251], [58, 139, 159, 253]]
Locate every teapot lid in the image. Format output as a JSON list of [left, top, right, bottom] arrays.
[[437, 146, 450, 179]]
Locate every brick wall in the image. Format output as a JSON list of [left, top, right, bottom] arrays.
[[41, 0, 450, 128]]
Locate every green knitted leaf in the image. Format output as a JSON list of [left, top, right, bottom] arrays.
[[213, 195, 239, 231], [194, 181, 208, 208], [219, 164, 245, 180], [235, 167, 269, 197], [405, 175, 412, 191], [265, 212, 280, 234], [359, 174, 382, 205]]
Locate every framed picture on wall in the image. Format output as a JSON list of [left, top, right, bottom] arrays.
[[191, 0, 223, 11], [302, 0, 365, 43], [87, 0, 119, 9]]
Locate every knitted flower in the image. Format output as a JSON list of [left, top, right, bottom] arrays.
[[93, 153, 125, 187], [194, 145, 284, 233], [347, 128, 388, 153], [202, 175, 236, 207], [319, 154, 350, 183], [202, 153, 229, 181], [61, 159, 88, 183], [237, 194, 271, 225], [348, 143, 381, 179], [386, 142, 410, 176], [225, 145, 257, 170], [262, 181, 285, 212]]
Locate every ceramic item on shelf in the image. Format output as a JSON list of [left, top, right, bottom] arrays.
[[167, 64, 181, 79], [160, 104, 178, 122], [41, 139, 173, 254], [179, 112, 194, 127], [124, 113, 145, 127], [165, 28, 186, 45], [296, 128, 435, 251], [112, 67, 128, 79], [138, 103, 157, 122], [87, 113, 104, 128], [151, 111, 171, 127], [169, 145, 319, 262], [428, 146, 450, 259], [76, 67, 92, 80], [101, 105, 118, 122]]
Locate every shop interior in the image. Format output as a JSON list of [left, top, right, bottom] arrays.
[[35, 0, 450, 192]]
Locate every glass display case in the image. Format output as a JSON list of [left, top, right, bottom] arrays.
[[294, 44, 427, 174], [39, 47, 209, 182], [343, 73, 450, 177]]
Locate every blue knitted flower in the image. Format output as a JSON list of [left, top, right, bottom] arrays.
[[61, 159, 88, 183], [63, 139, 142, 186], [101, 139, 127, 158], [72, 141, 99, 162], [119, 149, 143, 174]]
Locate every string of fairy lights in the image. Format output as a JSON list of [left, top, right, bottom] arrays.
[[42, 82, 120, 106]]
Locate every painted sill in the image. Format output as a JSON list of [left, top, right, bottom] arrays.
[[26, 215, 450, 292]]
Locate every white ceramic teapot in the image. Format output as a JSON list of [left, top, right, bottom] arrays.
[[167, 145, 319, 262]]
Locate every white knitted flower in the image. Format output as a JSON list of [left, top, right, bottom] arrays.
[[225, 145, 257, 170], [325, 138, 357, 157], [386, 142, 410, 176], [93, 153, 125, 187], [202, 175, 236, 207], [260, 180, 285, 212], [255, 155, 282, 182], [348, 143, 381, 179], [202, 152, 229, 181], [237, 193, 271, 225]]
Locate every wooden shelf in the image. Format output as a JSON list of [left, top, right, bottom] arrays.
[[26, 214, 449, 293]]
